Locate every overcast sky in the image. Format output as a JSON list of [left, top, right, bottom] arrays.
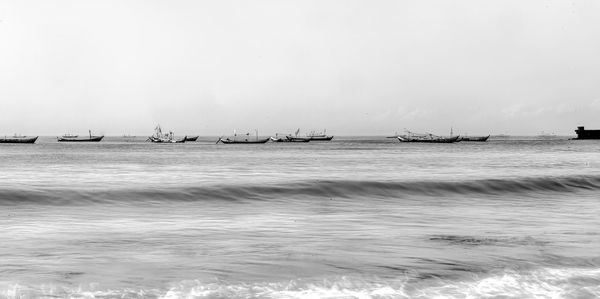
[[1, 0, 599, 136]]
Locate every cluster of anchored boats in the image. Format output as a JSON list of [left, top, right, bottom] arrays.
[[0, 131, 105, 143], [219, 128, 334, 144], [0, 126, 490, 144], [144, 125, 334, 144], [391, 131, 489, 143]]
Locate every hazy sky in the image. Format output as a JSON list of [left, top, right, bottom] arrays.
[[1, 0, 600, 136]]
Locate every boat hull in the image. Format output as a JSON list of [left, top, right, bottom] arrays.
[[57, 136, 104, 142], [184, 136, 199, 142], [397, 136, 460, 143], [147, 137, 186, 143], [286, 136, 311, 142], [460, 135, 490, 142], [219, 138, 270, 144], [308, 136, 334, 141], [0, 136, 38, 144]]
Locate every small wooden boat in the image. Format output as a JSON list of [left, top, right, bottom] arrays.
[[308, 135, 334, 141], [460, 135, 490, 142], [217, 137, 270, 144], [270, 132, 310, 142], [398, 135, 459, 143], [307, 130, 334, 141], [397, 131, 460, 143], [58, 131, 103, 142], [217, 129, 270, 144], [184, 136, 199, 142], [271, 136, 310, 142], [0, 135, 38, 144], [285, 136, 311, 142]]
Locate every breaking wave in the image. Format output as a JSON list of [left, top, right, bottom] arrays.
[[2, 267, 600, 298], [1, 175, 599, 205]]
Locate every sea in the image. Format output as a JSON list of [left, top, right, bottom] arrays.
[[1, 136, 600, 298]]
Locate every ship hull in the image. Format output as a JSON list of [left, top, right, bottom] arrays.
[[58, 136, 104, 142], [286, 136, 311, 142], [308, 136, 334, 141], [184, 136, 199, 142], [271, 137, 310, 143], [460, 135, 490, 142], [0, 136, 38, 144], [219, 138, 270, 144], [397, 136, 460, 143], [147, 137, 186, 143], [574, 126, 600, 139]]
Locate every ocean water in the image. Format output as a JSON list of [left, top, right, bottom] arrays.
[[2, 136, 600, 298]]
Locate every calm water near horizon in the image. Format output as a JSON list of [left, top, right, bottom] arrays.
[[2, 136, 600, 298]]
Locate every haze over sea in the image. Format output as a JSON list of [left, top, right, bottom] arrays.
[[2, 136, 600, 298]]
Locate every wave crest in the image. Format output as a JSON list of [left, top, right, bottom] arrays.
[[1, 175, 599, 205], [3, 268, 600, 298]]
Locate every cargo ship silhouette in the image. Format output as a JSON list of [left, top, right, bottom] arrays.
[[574, 126, 600, 139]]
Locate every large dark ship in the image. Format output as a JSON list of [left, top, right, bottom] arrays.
[[0, 135, 38, 144], [574, 126, 600, 140]]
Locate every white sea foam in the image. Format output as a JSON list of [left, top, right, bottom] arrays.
[[4, 268, 597, 299]]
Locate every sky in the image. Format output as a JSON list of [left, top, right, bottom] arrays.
[[1, 0, 600, 136]]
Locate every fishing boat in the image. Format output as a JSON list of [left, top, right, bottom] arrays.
[[307, 129, 334, 141], [184, 136, 199, 142], [270, 133, 310, 142], [0, 135, 38, 144], [218, 137, 270, 144], [276, 129, 312, 142], [58, 131, 104, 142], [460, 135, 490, 142], [147, 125, 186, 143], [284, 136, 310, 142], [397, 131, 460, 143], [217, 129, 269, 144]]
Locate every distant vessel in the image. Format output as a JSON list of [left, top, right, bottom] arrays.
[[58, 131, 103, 142], [574, 126, 600, 140], [217, 129, 269, 144], [218, 137, 270, 144], [0, 135, 38, 144], [460, 135, 490, 142], [147, 125, 186, 143], [184, 136, 199, 142], [397, 131, 460, 143], [270, 133, 310, 142], [307, 129, 334, 141]]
